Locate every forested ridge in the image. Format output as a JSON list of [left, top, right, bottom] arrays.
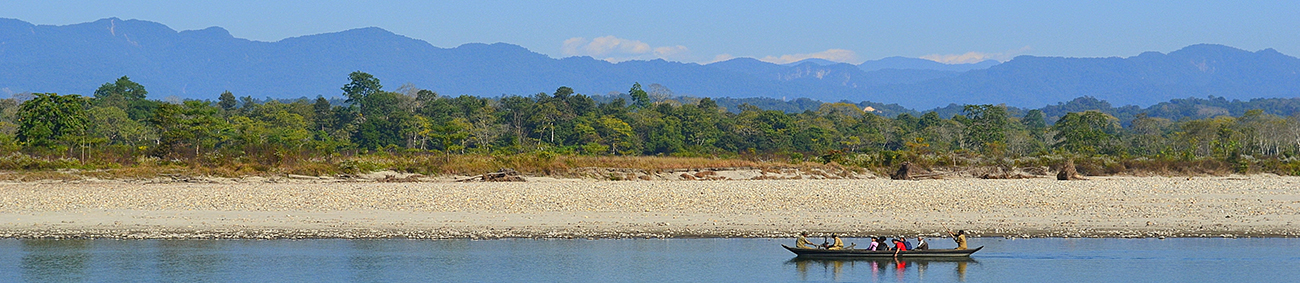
[[4, 72, 1300, 178]]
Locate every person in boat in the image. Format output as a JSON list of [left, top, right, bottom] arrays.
[[891, 238, 908, 251], [866, 237, 880, 250], [901, 237, 914, 250], [875, 237, 891, 251], [949, 230, 968, 250], [915, 237, 929, 250], [827, 234, 845, 250], [795, 232, 818, 249]]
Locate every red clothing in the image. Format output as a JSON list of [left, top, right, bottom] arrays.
[[893, 241, 907, 251]]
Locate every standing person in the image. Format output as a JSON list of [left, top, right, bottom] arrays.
[[949, 230, 968, 250], [915, 237, 929, 250], [795, 232, 817, 249]]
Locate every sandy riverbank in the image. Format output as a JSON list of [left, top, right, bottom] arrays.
[[2, 175, 1298, 239]]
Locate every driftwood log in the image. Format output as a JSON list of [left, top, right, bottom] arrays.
[[891, 162, 944, 180], [891, 162, 914, 180], [458, 168, 526, 182], [1057, 159, 1087, 180]]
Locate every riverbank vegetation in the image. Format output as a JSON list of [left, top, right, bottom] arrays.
[[3, 72, 1299, 179]]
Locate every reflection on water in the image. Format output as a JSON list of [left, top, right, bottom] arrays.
[[3, 238, 1300, 282], [158, 240, 229, 281], [21, 239, 92, 282], [790, 257, 976, 282]]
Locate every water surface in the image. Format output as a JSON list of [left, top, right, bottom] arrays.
[[2, 237, 1297, 282]]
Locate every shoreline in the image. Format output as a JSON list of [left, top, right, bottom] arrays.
[[3, 176, 1298, 239]]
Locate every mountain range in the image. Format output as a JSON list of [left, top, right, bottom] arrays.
[[2, 18, 1297, 109]]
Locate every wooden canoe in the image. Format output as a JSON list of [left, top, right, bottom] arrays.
[[783, 245, 983, 258]]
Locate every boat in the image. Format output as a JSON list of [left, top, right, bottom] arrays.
[[782, 245, 983, 258]]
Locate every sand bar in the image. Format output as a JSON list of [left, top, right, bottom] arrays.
[[2, 176, 1298, 239]]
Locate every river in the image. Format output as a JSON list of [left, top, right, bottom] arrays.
[[3, 237, 1297, 282]]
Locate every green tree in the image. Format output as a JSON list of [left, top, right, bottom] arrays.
[[92, 76, 159, 120], [629, 82, 651, 109], [431, 118, 471, 161], [312, 96, 334, 131], [151, 100, 229, 158], [87, 106, 155, 148], [793, 126, 834, 153], [218, 91, 238, 112], [962, 104, 1009, 153], [1022, 109, 1047, 130], [678, 101, 721, 151], [598, 115, 634, 154], [94, 76, 148, 100], [1052, 110, 1121, 155], [342, 71, 382, 112], [16, 93, 89, 149]]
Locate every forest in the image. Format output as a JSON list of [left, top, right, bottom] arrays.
[[3, 72, 1299, 179]]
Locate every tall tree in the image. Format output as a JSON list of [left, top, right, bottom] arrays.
[[312, 96, 334, 131], [1052, 110, 1121, 155], [962, 104, 1010, 153], [342, 71, 382, 113], [218, 91, 238, 112], [629, 82, 651, 109], [87, 106, 155, 148], [150, 101, 228, 159], [16, 93, 89, 149], [92, 76, 158, 120], [93, 76, 148, 100]]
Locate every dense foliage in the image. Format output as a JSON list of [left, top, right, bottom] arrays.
[[4, 72, 1300, 176]]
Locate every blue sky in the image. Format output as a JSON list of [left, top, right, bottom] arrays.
[[4, 0, 1297, 64]]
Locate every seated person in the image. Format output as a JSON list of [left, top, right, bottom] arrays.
[[891, 238, 908, 251], [795, 232, 817, 249], [828, 234, 846, 250], [915, 237, 929, 250], [875, 237, 891, 251]]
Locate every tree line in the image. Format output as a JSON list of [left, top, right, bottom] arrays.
[[4, 72, 1300, 175]]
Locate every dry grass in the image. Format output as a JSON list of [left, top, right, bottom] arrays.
[[0, 149, 1295, 181], [385, 154, 791, 176]]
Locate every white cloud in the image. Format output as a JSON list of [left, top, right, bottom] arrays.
[[757, 49, 860, 64], [562, 36, 691, 62], [708, 54, 737, 63], [654, 45, 690, 59], [921, 46, 1033, 64]]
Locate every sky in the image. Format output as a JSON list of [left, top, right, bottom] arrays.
[[3, 0, 1298, 64]]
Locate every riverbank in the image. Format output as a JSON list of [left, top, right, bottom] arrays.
[[2, 175, 1297, 239]]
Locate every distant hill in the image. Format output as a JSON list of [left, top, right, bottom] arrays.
[[857, 56, 999, 72], [0, 18, 872, 102], [868, 44, 1300, 108], [2, 18, 1298, 109], [783, 57, 999, 72]]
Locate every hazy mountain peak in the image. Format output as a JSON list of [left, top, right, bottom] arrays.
[[1171, 43, 1243, 54], [455, 42, 530, 52], [178, 26, 233, 39], [858, 56, 999, 72], [0, 18, 1296, 110], [782, 58, 839, 66]]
